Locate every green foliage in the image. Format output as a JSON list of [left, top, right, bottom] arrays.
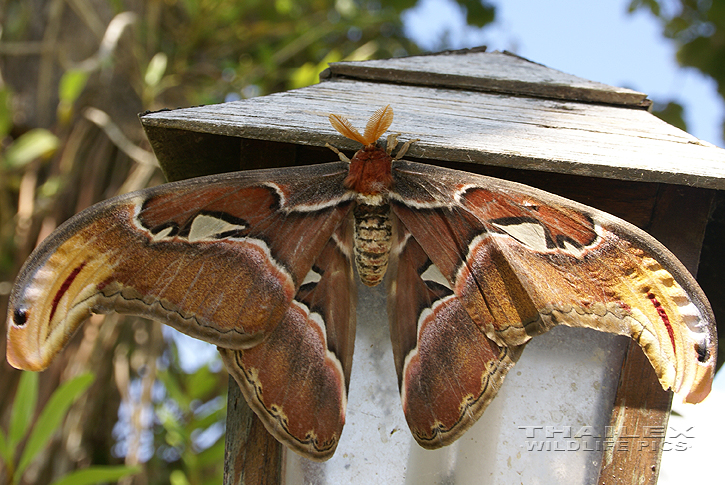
[[57, 70, 90, 124], [629, 1, 725, 126], [8, 370, 38, 455], [0, 87, 12, 138], [0, 1, 498, 483], [145, 53, 169, 89], [50, 466, 142, 485], [17, 373, 94, 477], [0, 372, 138, 485], [459, 0, 495, 27], [651, 100, 688, 132], [58, 70, 89, 104], [141, 0, 427, 105], [1, 128, 59, 170], [289, 50, 342, 89], [151, 348, 227, 485], [629, 0, 661, 16]]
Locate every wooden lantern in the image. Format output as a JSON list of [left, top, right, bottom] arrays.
[[140, 49, 724, 484]]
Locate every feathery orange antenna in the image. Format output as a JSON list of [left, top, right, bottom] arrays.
[[363, 105, 394, 144], [329, 105, 394, 146]]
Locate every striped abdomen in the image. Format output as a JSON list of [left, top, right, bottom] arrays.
[[353, 200, 392, 286]]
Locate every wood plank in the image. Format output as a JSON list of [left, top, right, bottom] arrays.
[[140, 80, 725, 189], [598, 185, 713, 485], [646, 185, 715, 273], [223, 378, 284, 485], [598, 343, 672, 485], [323, 50, 649, 106]]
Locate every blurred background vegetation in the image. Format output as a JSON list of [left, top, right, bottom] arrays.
[[0, 0, 723, 484], [0, 1, 493, 484]]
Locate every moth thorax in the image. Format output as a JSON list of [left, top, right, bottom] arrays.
[[352, 200, 392, 287]]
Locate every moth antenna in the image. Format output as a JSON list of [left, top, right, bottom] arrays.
[[363, 105, 394, 144], [329, 113, 368, 145]]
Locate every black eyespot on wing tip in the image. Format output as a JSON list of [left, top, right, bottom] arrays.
[[695, 343, 709, 363], [13, 308, 28, 327]]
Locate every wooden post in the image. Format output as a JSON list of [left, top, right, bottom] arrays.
[[598, 185, 714, 484], [223, 378, 283, 485]]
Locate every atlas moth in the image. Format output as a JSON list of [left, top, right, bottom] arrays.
[[6, 105, 717, 461]]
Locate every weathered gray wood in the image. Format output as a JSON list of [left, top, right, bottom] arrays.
[[599, 343, 672, 485], [140, 80, 725, 189], [323, 49, 649, 106], [224, 378, 284, 485]]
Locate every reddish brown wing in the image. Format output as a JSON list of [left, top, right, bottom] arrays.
[[6, 162, 353, 372], [387, 221, 521, 449], [219, 219, 356, 460], [390, 160, 716, 405]]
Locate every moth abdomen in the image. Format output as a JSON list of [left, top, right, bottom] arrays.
[[353, 201, 393, 286]]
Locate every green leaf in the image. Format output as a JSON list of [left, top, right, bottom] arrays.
[[628, 0, 661, 16], [275, 0, 292, 15], [187, 366, 218, 400], [288, 50, 342, 89], [145, 52, 168, 88], [38, 176, 64, 198], [458, 0, 495, 28], [16, 373, 94, 478], [58, 70, 89, 105], [192, 407, 224, 431], [50, 465, 141, 485], [2, 128, 59, 169], [652, 100, 687, 132], [9, 371, 38, 449], [158, 369, 189, 408]]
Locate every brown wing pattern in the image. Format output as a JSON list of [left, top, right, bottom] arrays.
[[219, 219, 356, 460], [390, 160, 716, 404], [387, 220, 522, 448], [7, 162, 353, 371]]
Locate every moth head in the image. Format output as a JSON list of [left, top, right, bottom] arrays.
[[329, 105, 394, 147]]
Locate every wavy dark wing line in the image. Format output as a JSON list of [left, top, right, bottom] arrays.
[[7, 162, 353, 371], [387, 219, 521, 449], [219, 218, 356, 461], [390, 160, 716, 403]]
